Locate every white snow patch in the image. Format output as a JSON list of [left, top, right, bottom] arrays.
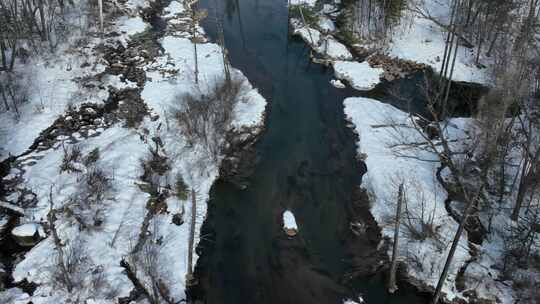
[[12, 223, 45, 238], [117, 16, 148, 36], [164, 0, 185, 17], [330, 79, 345, 88], [383, 0, 488, 83], [343, 296, 364, 304], [283, 210, 298, 230], [0, 201, 25, 215], [318, 16, 336, 32], [292, 21, 353, 60], [289, 0, 317, 7], [333, 61, 384, 90], [344, 97, 470, 301]]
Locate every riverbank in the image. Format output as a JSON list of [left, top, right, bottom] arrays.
[[188, 0, 433, 303], [288, 0, 490, 90], [287, 0, 522, 303], [0, 0, 266, 302]]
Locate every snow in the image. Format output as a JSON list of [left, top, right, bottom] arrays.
[[282, 210, 298, 230], [330, 79, 345, 89], [343, 96, 516, 302], [373, 0, 488, 83], [0, 201, 25, 215], [231, 83, 267, 130], [292, 21, 353, 60], [288, 0, 317, 7], [11, 223, 45, 238], [344, 97, 470, 301], [333, 61, 384, 90], [0, 0, 266, 302], [164, 0, 185, 17], [0, 57, 107, 160], [291, 0, 490, 84], [343, 296, 364, 304], [317, 16, 336, 32], [117, 16, 148, 36]]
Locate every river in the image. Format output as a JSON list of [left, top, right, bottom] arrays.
[[191, 0, 431, 303]]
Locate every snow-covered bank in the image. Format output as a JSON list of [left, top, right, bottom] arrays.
[[343, 97, 513, 303], [291, 19, 352, 61], [289, 8, 387, 91], [383, 0, 489, 84], [333, 61, 383, 91], [288, 0, 491, 93], [0, 0, 266, 303]]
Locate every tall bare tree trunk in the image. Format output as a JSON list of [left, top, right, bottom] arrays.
[[431, 185, 483, 304], [0, 83, 10, 111], [98, 0, 104, 33], [190, 1, 199, 84], [9, 39, 17, 71], [512, 155, 530, 221], [388, 183, 404, 293], [0, 39, 7, 71], [186, 189, 197, 283], [38, 0, 47, 41]]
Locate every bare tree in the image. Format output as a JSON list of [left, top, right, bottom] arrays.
[[186, 188, 197, 287], [388, 182, 404, 293]]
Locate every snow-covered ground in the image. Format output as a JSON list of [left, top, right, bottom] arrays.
[[333, 61, 384, 90], [384, 0, 489, 84], [343, 95, 513, 303], [0, 48, 109, 160], [289, 0, 491, 95], [291, 19, 353, 61], [0, 0, 266, 303]]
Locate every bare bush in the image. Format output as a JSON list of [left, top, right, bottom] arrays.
[[174, 173, 189, 201], [83, 147, 100, 166], [60, 144, 82, 173], [124, 220, 178, 304], [85, 167, 112, 204], [61, 158, 114, 229], [139, 146, 170, 197], [49, 236, 87, 292], [174, 78, 242, 160]]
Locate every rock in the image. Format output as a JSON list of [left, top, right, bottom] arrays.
[[282, 210, 298, 237], [11, 223, 46, 247], [330, 79, 346, 88], [172, 213, 184, 226]]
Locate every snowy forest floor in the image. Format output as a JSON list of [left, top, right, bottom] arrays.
[[0, 0, 265, 303], [289, 0, 539, 303]]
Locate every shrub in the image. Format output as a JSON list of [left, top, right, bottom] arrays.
[[174, 78, 242, 160], [174, 174, 189, 201], [60, 145, 82, 173], [83, 148, 100, 166]]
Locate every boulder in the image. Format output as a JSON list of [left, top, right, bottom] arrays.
[[11, 223, 45, 247]]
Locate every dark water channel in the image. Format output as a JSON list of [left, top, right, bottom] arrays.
[[191, 0, 432, 303]]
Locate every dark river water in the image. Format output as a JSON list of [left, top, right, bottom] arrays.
[[191, 0, 431, 303]]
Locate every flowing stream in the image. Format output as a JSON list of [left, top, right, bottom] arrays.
[[192, 0, 431, 303]]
